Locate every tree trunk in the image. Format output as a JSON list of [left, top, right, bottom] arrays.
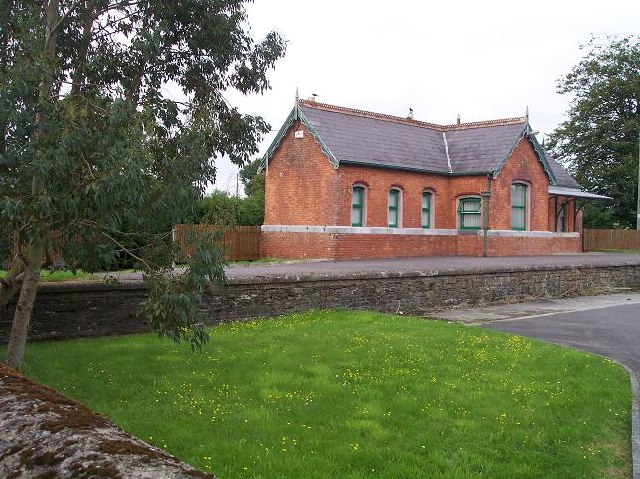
[[4, 0, 60, 369], [70, 0, 94, 96], [0, 258, 24, 323], [5, 240, 44, 369]]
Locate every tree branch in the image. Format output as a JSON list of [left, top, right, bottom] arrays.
[[80, 219, 155, 270], [50, 0, 83, 35]]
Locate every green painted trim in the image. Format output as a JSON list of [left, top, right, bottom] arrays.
[[340, 159, 494, 177], [492, 123, 557, 185], [421, 192, 432, 228], [511, 208, 526, 230], [511, 183, 527, 230], [458, 197, 482, 230], [388, 189, 399, 228], [528, 131, 557, 185], [259, 106, 298, 172], [297, 109, 339, 169], [351, 186, 364, 227], [259, 104, 339, 173]]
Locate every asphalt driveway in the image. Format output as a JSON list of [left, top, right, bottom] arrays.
[[481, 300, 640, 478], [484, 302, 640, 374]]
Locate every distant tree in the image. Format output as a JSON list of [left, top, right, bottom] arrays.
[[239, 158, 265, 198], [0, 1, 285, 368], [196, 188, 263, 226], [239, 157, 265, 224], [547, 35, 640, 228], [198, 191, 241, 226], [237, 193, 264, 225]]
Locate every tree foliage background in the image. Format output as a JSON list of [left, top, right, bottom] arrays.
[[0, 0, 285, 367], [548, 35, 640, 228], [192, 158, 265, 226]]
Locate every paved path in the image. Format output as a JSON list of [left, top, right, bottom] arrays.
[[225, 253, 640, 279], [442, 296, 640, 478], [96, 253, 640, 281]]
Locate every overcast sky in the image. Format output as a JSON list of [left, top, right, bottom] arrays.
[[213, 0, 639, 195]]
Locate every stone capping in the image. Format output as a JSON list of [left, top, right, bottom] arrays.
[[33, 280, 147, 293], [261, 224, 457, 235], [216, 258, 640, 286], [29, 258, 640, 292], [0, 363, 214, 479], [260, 224, 579, 238], [486, 230, 579, 238]]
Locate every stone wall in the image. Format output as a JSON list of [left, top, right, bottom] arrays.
[[203, 263, 640, 320], [0, 363, 214, 478], [2, 261, 639, 343], [1, 282, 150, 342]]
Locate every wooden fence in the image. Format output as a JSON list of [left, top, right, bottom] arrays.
[[2, 226, 262, 269], [2, 236, 67, 269], [172, 224, 261, 262], [583, 228, 640, 252]]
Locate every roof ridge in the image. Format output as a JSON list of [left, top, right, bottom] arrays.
[[298, 99, 526, 131], [298, 99, 443, 130], [443, 117, 527, 130]]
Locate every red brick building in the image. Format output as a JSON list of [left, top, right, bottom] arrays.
[[260, 99, 607, 259]]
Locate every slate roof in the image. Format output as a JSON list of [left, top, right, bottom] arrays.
[[545, 154, 582, 189], [263, 100, 581, 188], [300, 105, 447, 173]]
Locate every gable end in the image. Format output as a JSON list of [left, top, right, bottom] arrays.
[[492, 123, 557, 184], [259, 104, 339, 172]]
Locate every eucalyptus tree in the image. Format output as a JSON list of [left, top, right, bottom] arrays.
[[0, 0, 285, 368]]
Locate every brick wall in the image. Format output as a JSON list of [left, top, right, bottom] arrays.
[[263, 123, 581, 259], [261, 231, 335, 260], [266, 133, 554, 233], [336, 165, 452, 228], [264, 121, 340, 226], [486, 235, 581, 256], [332, 233, 457, 259], [489, 138, 549, 231], [2, 262, 638, 343], [261, 228, 581, 259]]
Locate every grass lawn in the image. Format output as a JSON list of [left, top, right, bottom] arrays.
[[0, 269, 91, 282], [8, 310, 631, 478]]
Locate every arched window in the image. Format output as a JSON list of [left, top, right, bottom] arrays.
[[351, 185, 366, 227], [388, 188, 402, 228], [511, 183, 528, 230], [458, 196, 482, 230], [422, 191, 433, 228]]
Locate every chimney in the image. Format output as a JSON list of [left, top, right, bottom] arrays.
[[308, 93, 318, 102], [456, 114, 461, 126]]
